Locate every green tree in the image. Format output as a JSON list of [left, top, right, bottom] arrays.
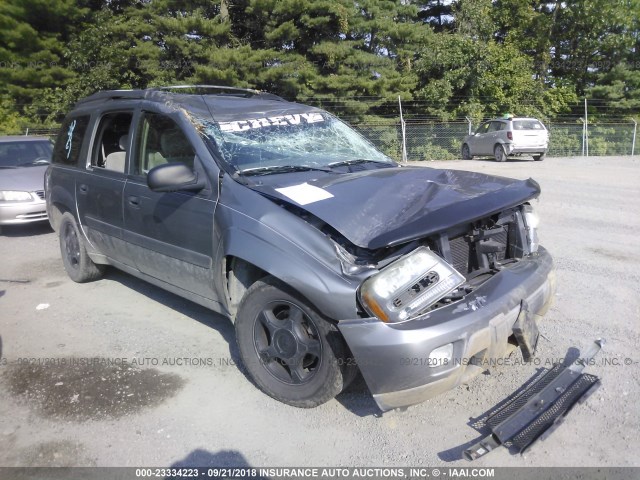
[[550, 0, 637, 95], [0, 0, 88, 126], [220, 0, 425, 118], [415, 0, 577, 120], [34, 0, 235, 122]]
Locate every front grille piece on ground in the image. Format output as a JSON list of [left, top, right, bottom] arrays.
[[463, 339, 604, 461]]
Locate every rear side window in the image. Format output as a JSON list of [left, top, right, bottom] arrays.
[[488, 121, 505, 132], [513, 120, 544, 130], [52, 115, 90, 166], [91, 111, 134, 173]]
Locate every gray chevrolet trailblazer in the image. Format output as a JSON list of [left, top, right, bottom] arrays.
[[46, 86, 556, 411]]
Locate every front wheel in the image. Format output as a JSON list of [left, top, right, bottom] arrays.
[[494, 144, 507, 162], [235, 277, 356, 408], [59, 212, 105, 283]]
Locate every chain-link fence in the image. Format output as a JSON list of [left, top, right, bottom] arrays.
[[9, 120, 638, 161], [354, 120, 638, 161], [10, 128, 59, 139]]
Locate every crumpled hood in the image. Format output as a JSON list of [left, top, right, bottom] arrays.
[[0, 166, 47, 193], [248, 166, 540, 250]]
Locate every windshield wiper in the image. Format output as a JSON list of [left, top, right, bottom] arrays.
[[238, 165, 333, 176], [327, 159, 390, 168]]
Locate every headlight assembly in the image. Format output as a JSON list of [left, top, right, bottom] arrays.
[[522, 204, 540, 254], [0, 191, 33, 202], [359, 247, 465, 323]]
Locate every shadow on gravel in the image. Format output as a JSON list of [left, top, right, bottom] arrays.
[[335, 373, 380, 417], [103, 269, 382, 417], [0, 222, 53, 237], [170, 449, 265, 473], [105, 268, 239, 354], [472, 156, 537, 163]]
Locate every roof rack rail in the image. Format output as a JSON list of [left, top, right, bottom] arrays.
[[157, 85, 260, 95], [75, 85, 285, 107], [75, 89, 146, 105]]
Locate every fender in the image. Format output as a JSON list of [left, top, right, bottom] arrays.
[[216, 177, 363, 321], [45, 166, 76, 231]]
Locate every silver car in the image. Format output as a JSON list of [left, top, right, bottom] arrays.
[[0, 136, 53, 225], [462, 117, 549, 162]]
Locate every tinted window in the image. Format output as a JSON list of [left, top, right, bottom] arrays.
[[52, 115, 90, 166], [0, 140, 52, 168], [476, 123, 490, 134], [134, 113, 195, 176], [513, 120, 544, 130], [488, 121, 504, 132]]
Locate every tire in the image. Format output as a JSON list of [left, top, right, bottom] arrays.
[[533, 153, 546, 161], [59, 212, 105, 283], [494, 144, 507, 162], [461, 144, 472, 160], [235, 276, 357, 408]]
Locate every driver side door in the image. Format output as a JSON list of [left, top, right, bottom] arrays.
[[122, 111, 219, 302]]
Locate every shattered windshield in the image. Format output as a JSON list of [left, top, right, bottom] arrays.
[[200, 111, 393, 173]]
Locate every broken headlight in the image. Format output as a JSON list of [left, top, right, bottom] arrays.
[[359, 247, 465, 323], [522, 204, 539, 254]]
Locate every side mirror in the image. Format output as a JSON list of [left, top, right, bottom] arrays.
[[147, 163, 205, 192]]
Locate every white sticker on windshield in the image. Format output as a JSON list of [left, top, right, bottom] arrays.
[[218, 113, 325, 132], [275, 183, 334, 205]]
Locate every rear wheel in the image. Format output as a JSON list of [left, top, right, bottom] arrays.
[[461, 144, 472, 160], [494, 144, 507, 162], [235, 276, 356, 407], [59, 212, 105, 283], [533, 153, 546, 161]]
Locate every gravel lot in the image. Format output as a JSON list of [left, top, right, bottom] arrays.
[[0, 155, 638, 468]]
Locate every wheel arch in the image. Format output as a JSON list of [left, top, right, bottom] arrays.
[[220, 227, 359, 323], [47, 183, 76, 232]]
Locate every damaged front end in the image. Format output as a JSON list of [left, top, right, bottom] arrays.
[[334, 202, 556, 412]]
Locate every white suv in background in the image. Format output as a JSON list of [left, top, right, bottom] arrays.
[[461, 117, 549, 162]]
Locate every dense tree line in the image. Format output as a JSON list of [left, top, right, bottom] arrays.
[[0, 0, 638, 131]]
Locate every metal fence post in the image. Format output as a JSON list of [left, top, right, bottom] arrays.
[[398, 96, 407, 163], [584, 98, 589, 157], [632, 119, 637, 156]]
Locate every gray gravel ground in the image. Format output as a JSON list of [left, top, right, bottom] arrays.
[[0, 155, 638, 468]]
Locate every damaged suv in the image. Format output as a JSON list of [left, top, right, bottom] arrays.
[[46, 86, 556, 411]]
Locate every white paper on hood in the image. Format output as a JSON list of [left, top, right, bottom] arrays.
[[275, 183, 334, 205]]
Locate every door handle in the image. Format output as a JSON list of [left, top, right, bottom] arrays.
[[79, 184, 88, 194], [127, 195, 140, 207]]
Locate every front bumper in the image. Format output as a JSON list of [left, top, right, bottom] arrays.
[[338, 247, 556, 411], [0, 199, 48, 225]]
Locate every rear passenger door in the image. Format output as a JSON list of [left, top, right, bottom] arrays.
[[486, 121, 506, 151], [122, 111, 218, 301], [76, 110, 135, 266]]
